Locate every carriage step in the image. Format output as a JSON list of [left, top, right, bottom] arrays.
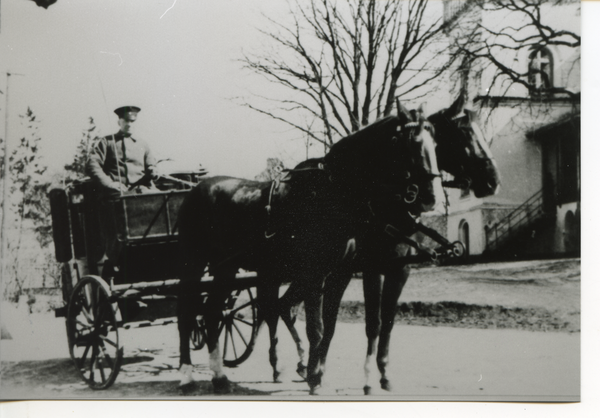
[[122, 317, 177, 329]]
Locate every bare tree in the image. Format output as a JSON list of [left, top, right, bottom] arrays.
[[450, 0, 580, 101], [241, 0, 458, 149]]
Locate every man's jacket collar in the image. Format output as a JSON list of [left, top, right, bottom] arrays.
[[112, 132, 138, 142]]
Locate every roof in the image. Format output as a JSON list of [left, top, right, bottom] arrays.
[[527, 111, 580, 140]]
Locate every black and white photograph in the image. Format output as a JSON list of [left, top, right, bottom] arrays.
[[0, 0, 589, 408]]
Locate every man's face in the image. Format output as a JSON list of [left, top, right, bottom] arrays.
[[118, 113, 137, 135]]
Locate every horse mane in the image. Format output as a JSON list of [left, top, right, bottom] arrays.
[[323, 116, 400, 177]]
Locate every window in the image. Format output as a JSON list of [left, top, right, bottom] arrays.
[[528, 47, 553, 93], [458, 220, 470, 255]]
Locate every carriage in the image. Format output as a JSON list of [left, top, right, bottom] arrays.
[[48, 98, 494, 394], [49, 170, 466, 391], [49, 173, 262, 389]]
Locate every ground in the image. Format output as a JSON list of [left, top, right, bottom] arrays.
[[0, 258, 580, 400]]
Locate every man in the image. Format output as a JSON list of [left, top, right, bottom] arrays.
[[86, 106, 159, 280], [87, 105, 159, 197]]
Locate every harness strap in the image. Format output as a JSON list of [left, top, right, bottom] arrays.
[[282, 162, 326, 174], [264, 163, 327, 238], [383, 223, 437, 261], [265, 179, 279, 239]]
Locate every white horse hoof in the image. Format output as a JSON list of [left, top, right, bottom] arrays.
[[179, 364, 194, 386]]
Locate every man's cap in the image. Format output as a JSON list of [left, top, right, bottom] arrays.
[[114, 106, 141, 119]]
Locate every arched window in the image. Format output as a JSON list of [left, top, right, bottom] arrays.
[[528, 47, 553, 94], [458, 220, 470, 255]]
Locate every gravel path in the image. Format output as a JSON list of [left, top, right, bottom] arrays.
[[0, 257, 581, 400]]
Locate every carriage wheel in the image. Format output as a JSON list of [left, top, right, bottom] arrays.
[[190, 315, 207, 350], [66, 275, 123, 389], [220, 288, 259, 367], [451, 241, 467, 258]]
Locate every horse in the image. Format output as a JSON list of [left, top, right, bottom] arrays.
[[277, 94, 501, 394], [175, 105, 440, 394]]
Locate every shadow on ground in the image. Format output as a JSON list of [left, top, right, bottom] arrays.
[[1, 358, 277, 398]]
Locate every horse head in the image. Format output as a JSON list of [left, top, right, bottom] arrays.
[[323, 105, 440, 215], [428, 94, 501, 198]]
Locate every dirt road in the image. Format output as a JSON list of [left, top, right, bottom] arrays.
[[0, 258, 581, 400]]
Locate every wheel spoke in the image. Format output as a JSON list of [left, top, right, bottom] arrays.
[[82, 285, 90, 307], [84, 284, 94, 312], [99, 344, 115, 369], [77, 340, 92, 368], [88, 346, 98, 382], [94, 303, 107, 327], [75, 318, 93, 330], [229, 300, 253, 314], [232, 316, 254, 327], [99, 334, 118, 348], [231, 319, 249, 347], [222, 322, 229, 358], [227, 323, 238, 359], [98, 357, 107, 383], [81, 306, 94, 324]]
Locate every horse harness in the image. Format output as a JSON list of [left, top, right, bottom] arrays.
[[263, 119, 439, 242]]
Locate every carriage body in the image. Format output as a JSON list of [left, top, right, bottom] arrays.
[[48, 175, 260, 389], [51, 178, 189, 292]]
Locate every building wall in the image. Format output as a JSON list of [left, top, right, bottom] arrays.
[[486, 112, 543, 204], [446, 208, 485, 255], [436, 0, 580, 257], [478, 103, 576, 206]]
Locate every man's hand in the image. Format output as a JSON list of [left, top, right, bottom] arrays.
[[110, 182, 128, 193], [148, 168, 161, 182]]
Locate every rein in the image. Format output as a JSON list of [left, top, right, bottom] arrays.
[[264, 178, 280, 239], [281, 162, 326, 175]]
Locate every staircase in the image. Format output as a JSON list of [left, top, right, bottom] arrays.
[[485, 188, 555, 253]]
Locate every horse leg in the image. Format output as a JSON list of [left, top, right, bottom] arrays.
[[315, 267, 353, 386], [257, 280, 284, 383], [279, 281, 308, 379], [303, 280, 325, 394], [362, 269, 383, 395], [177, 275, 198, 386], [176, 244, 207, 387], [377, 264, 410, 392], [204, 271, 236, 394]]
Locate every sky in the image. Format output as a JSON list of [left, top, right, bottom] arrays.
[[0, 0, 327, 179], [0, 0, 594, 182]]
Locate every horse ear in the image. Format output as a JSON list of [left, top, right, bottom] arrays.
[[417, 105, 426, 133], [396, 98, 411, 120], [446, 92, 465, 118]]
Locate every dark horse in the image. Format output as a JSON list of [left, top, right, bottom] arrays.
[[176, 106, 440, 394], [277, 94, 501, 394]]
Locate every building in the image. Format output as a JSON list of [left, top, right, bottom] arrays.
[[432, 0, 580, 258]]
